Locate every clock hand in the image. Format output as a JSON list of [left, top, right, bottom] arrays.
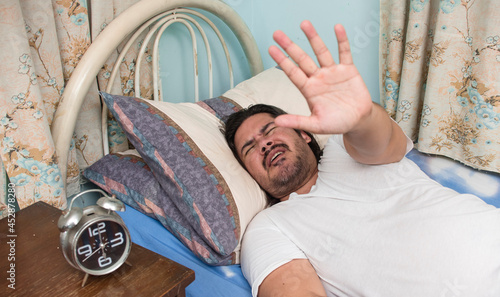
[[97, 226, 108, 256], [82, 240, 109, 263], [100, 239, 109, 258], [82, 226, 109, 262], [98, 227, 104, 248], [82, 246, 101, 262]]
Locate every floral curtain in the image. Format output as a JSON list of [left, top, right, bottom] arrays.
[[0, 0, 148, 218], [380, 0, 500, 173]]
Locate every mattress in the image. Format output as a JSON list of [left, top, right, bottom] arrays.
[[406, 149, 500, 208]]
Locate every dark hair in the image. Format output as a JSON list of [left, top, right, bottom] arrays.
[[221, 103, 323, 168]]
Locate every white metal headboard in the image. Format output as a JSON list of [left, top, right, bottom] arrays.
[[51, 0, 263, 189], [102, 7, 243, 155]]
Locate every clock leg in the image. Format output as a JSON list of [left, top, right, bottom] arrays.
[[81, 273, 90, 287]]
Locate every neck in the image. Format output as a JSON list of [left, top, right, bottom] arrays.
[[279, 168, 319, 202]]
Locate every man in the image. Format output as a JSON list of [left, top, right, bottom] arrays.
[[222, 21, 500, 296]]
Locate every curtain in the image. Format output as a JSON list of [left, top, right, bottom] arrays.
[[0, 0, 148, 218], [380, 0, 500, 173]]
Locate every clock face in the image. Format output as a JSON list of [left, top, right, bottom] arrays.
[[75, 220, 128, 273]]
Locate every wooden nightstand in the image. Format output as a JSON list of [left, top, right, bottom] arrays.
[[0, 202, 194, 296]]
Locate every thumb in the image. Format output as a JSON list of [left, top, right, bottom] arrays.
[[275, 114, 320, 133]]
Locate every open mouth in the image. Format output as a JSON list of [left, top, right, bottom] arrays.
[[264, 145, 288, 169], [271, 151, 283, 163]]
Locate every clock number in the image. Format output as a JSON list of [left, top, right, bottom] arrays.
[[110, 232, 124, 248], [77, 244, 92, 257], [98, 255, 112, 267], [89, 222, 106, 237]]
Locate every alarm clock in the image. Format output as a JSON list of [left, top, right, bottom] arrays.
[[58, 189, 131, 278]]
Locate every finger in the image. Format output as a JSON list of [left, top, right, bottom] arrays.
[[300, 20, 335, 67], [269, 45, 308, 90], [274, 114, 322, 134], [272, 30, 318, 77], [334, 24, 353, 65]]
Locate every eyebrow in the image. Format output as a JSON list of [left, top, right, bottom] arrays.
[[240, 121, 275, 157]]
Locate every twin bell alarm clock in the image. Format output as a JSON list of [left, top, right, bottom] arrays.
[[57, 189, 131, 281]]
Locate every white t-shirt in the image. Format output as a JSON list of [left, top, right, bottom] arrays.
[[241, 135, 500, 297]]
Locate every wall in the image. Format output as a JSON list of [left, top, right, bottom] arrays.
[[158, 0, 381, 103]]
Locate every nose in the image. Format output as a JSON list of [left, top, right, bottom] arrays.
[[260, 140, 273, 153]]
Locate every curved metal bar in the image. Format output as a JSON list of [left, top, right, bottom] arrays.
[[101, 11, 212, 154], [156, 18, 200, 101], [133, 14, 195, 99], [101, 10, 176, 155], [176, 8, 234, 89], [172, 8, 235, 90], [152, 14, 210, 102]]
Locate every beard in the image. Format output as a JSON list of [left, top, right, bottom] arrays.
[[266, 139, 315, 199]]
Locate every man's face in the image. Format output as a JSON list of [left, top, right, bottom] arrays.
[[234, 113, 317, 200]]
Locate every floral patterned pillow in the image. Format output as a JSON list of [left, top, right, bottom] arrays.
[[83, 150, 240, 265]]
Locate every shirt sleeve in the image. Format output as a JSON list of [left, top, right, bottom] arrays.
[[328, 120, 414, 156], [240, 211, 307, 297]]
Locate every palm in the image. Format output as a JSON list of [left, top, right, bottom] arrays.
[[269, 22, 372, 135]]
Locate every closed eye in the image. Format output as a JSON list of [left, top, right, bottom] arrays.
[[244, 143, 255, 156], [246, 127, 275, 156], [265, 127, 276, 136], [240, 121, 276, 157]]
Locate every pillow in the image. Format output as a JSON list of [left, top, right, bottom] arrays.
[[94, 67, 322, 265], [83, 150, 236, 264], [99, 93, 267, 265]]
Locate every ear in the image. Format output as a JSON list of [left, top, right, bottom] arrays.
[[300, 131, 312, 143]]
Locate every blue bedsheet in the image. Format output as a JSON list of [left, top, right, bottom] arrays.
[[119, 207, 252, 297], [406, 149, 500, 208]]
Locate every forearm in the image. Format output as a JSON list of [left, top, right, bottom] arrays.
[[343, 103, 407, 165]]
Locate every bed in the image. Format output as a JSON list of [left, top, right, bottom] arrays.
[[50, 0, 500, 296]]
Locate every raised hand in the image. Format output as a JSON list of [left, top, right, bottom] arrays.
[[269, 21, 373, 135]]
